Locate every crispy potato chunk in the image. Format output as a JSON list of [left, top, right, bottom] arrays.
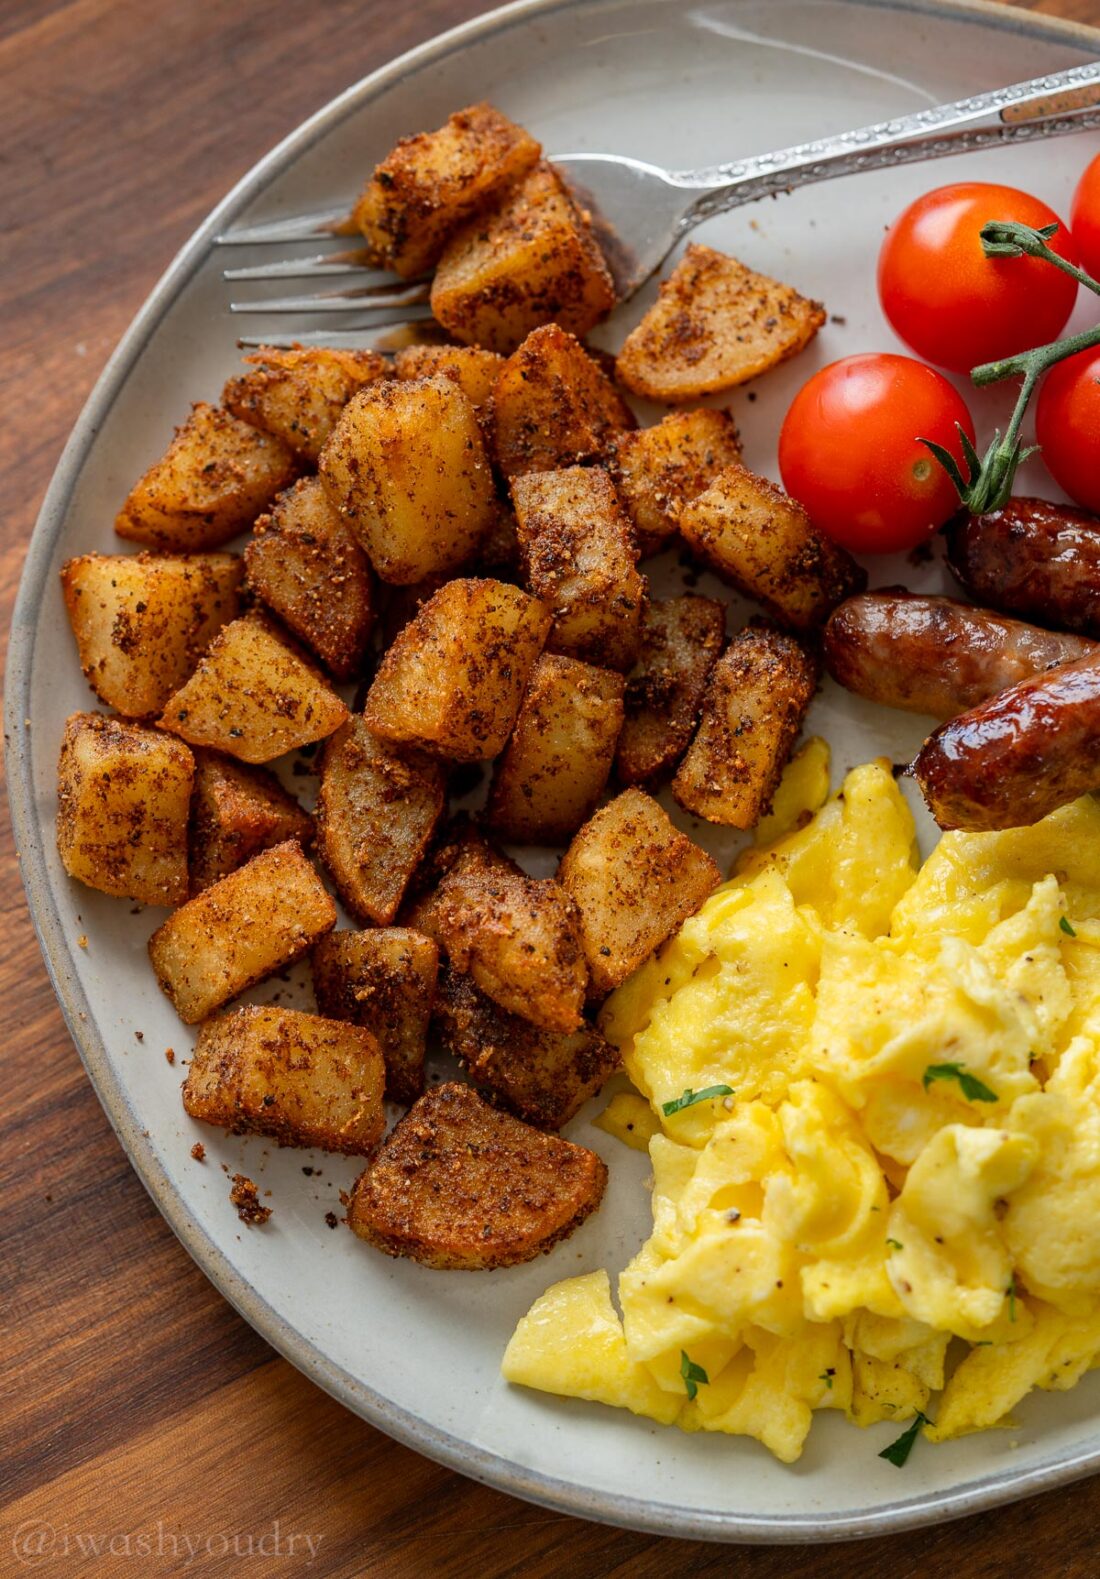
[[558, 789, 721, 994], [616, 243, 826, 401], [319, 375, 496, 585], [347, 1082, 607, 1269], [616, 595, 726, 787], [312, 927, 438, 1105], [316, 717, 445, 924], [246, 477, 374, 680], [400, 817, 516, 932], [679, 464, 865, 633], [148, 839, 335, 1024], [57, 712, 193, 906], [431, 161, 616, 353], [487, 654, 624, 842], [189, 749, 312, 895], [159, 612, 348, 764], [115, 403, 296, 551], [60, 551, 244, 719], [433, 965, 620, 1130], [353, 103, 541, 278], [490, 324, 634, 481], [393, 343, 504, 410], [512, 467, 644, 671], [610, 409, 743, 557], [184, 1004, 384, 1155], [222, 346, 389, 462], [363, 578, 551, 760], [672, 623, 818, 828]]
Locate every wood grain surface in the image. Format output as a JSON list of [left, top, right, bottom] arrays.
[[3, 1, 1099, 1574]]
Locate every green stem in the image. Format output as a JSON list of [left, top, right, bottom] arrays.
[[971, 320, 1100, 387], [980, 220, 1100, 299]]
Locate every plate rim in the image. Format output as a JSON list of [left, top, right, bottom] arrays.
[[8, 0, 1100, 1544]]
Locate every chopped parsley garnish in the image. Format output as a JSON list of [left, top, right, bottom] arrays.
[[1061, 916, 1077, 938], [819, 1368, 836, 1390], [680, 1350, 709, 1401], [878, 1410, 931, 1468], [662, 1084, 734, 1116], [886, 1238, 903, 1251], [922, 1062, 997, 1103], [1007, 1275, 1017, 1323]]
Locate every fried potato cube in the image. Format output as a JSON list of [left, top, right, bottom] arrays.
[[60, 551, 244, 719], [512, 467, 644, 671], [679, 464, 865, 633], [183, 1004, 384, 1155], [558, 789, 721, 994], [486, 654, 624, 843], [245, 477, 374, 680], [57, 712, 193, 906], [393, 343, 504, 410], [672, 623, 818, 828], [490, 324, 634, 481], [610, 409, 743, 557], [316, 717, 445, 924], [431, 161, 616, 353], [433, 964, 620, 1130], [158, 612, 348, 764], [346, 1082, 607, 1269], [353, 103, 541, 279], [362, 577, 551, 760], [222, 346, 390, 462], [312, 927, 438, 1105], [616, 242, 826, 401], [148, 839, 335, 1023], [400, 817, 518, 934], [616, 594, 726, 787], [319, 374, 497, 585], [189, 749, 312, 895], [115, 403, 296, 551]]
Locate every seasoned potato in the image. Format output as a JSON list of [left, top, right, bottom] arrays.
[[316, 717, 446, 924], [189, 749, 312, 895], [223, 346, 389, 462], [159, 612, 348, 764], [319, 375, 496, 585], [400, 816, 518, 933], [312, 927, 439, 1105], [347, 1082, 607, 1269], [512, 467, 644, 671], [393, 343, 503, 411], [679, 464, 865, 633], [184, 1004, 385, 1155], [115, 403, 296, 551], [672, 623, 818, 828], [148, 839, 335, 1024], [60, 551, 244, 719], [431, 161, 617, 353], [362, 578, 551, 760], [486, 654, 624, 842], [57, 712, 193, 906], [353, 103, 541, 278], [616, 243, 826, 401], [246, 477, 374, 680], [433, 965, 620, 1130], [490, 324, 634, 481], [558, 789, 721, 994], [616, 595, 726, 787], [610, 409, 743, 557]]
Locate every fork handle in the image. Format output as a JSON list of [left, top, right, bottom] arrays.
[[675, 63, 1100, 229]]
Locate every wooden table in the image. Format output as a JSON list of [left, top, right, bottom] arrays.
[[3, 1, 1099, 1573]]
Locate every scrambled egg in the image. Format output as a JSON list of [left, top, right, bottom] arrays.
[[502, 753, 1100, 1462]]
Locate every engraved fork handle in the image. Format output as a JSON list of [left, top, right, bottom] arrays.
[[676, 63, 1100, 230]]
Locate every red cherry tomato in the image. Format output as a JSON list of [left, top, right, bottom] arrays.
[[778, 353, 976, 555], [1071, 153, 1100, 283], [878, 182, 1078, 372], [1035, 347, 1100, 514]]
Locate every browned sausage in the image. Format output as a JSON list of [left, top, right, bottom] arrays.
[[911, 647, 1100, 830], [946, 497, 1100, 637], [825, 591, 1095, 719]]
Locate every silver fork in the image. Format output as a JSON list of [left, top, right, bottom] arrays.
[[219, 63, 1100, 349]]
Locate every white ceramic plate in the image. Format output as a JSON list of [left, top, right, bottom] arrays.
[[9, 0, 1100, 1543]]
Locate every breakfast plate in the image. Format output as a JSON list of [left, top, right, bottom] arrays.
[[8, 0, 1100, 1543]]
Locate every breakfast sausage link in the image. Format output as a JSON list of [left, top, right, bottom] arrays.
[[945, 497, 1100, 638], [911, 647, 1100, 831], [824, 591, 1095, 720]]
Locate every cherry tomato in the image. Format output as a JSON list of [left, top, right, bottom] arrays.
[[778, 353, 976, 555], [878, 182, 1078, 372], [1071, 153, 1100, 283], [1035, 347, 1100, 514]]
